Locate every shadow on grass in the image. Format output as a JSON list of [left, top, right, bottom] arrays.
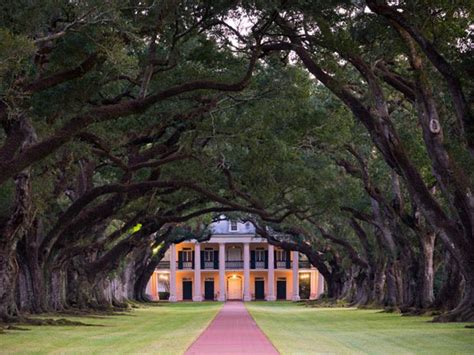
[[0, 308, 138, 332], [0, 317, 104, 334]]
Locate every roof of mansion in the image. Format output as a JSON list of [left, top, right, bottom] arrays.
[[210, 219, 256, 235]]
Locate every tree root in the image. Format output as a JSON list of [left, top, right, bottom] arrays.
[[432, 307, 474, 323], [0, 325, 27, 333], [400, 307, 428, 316], [53, 302, 131, 317], [0, 316, 94, 332], [127, 300, 163, 308], [357, 302, 384, 310], [55, 308, 126, 317], [399, 307, 446, 317], [380, 306, 400, 313], [23, 318, 91, 326], [304, 298, 350, 308]]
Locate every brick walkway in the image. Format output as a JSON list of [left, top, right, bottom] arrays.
[[185, 302, 279, 354]]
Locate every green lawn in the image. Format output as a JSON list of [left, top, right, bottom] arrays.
[[246, 302, 474, 355], [2, 302, 473, 355], [0, 302, 222, 355]]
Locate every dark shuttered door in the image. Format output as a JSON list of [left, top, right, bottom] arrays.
[[183, 280, 192, 300], [277, 280, 286, 300], [204, 280, 214, 300], [255, 280, 265, 300]]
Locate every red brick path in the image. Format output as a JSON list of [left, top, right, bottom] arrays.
[[185, 301, 279, 354]]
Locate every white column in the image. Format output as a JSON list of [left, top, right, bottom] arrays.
[[310, 271, 317, 300], [266, 244, 275, 301], [243, 242, 251, 301], [292, 251, 300, 301], [218, 243, 226, 301], [193, 243, 202, 301], [169, 244, 177, 302], [317, 272, 325, 298]]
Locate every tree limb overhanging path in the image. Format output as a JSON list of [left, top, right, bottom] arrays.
[[1, 1, 473, 325]]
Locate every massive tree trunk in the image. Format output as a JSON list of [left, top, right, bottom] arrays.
[[418, 232, 435, 309], [384, 261, 398, 308], [271, 17, 473, 319], [0, 244, 19, 321], [324, 274, 343, 299], [368, 198, 402, 308], [433, 252, 462, 311], [48, 267, 68, 312], [372, 262, 386, 305], [16, 219, 50, 314], [0, 117, 36, 321], [434, 255, 474, 322], [134, 242, 170, 302], [351, 268, 371, 306], [349, 218, 385, 306]]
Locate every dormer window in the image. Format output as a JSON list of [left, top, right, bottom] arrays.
[[230, 220, 238, 231]]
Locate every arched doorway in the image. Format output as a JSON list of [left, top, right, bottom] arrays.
[[227, 275, 242, 300]]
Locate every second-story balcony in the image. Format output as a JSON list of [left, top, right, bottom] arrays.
[[202, 261, 218, 270], [157, 259, 296, 270], [157, 247, 298, 271], [178, 261, 193, 270], [226, 260, 244, 269], [275, 260, 291, 269], [253, 261, 266, 269]]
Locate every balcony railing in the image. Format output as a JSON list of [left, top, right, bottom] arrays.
[[178, 261, 193, 270], [226, 260, 244, 269], [203, 261, 218, 270], [299, 260, 311, 269], [156, 258, 297, 270], [275, 261, 291, 269]]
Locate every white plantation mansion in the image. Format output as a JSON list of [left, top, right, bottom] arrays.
[[146, 219, 325, 301]]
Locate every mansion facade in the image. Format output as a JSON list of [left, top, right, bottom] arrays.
[[146, 219, 325, 301]]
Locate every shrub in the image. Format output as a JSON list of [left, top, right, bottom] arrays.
[[159, 292, 170, 300]]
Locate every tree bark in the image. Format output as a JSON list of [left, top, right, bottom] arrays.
[[433, 252, 462, 311], [419, 232, 435, 309], [0, 117, 36, 321], [269, 21, 473, 320], [434, 257, 474, 322], [134, 242, 170, 302], [0, 245, 19, 321]]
